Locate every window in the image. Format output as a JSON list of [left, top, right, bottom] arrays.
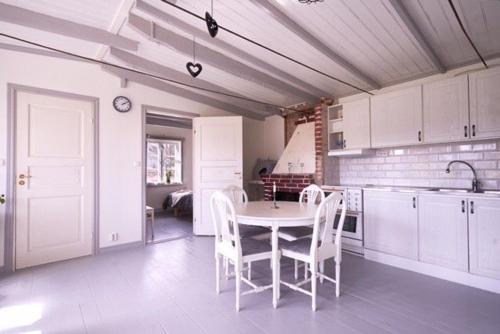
[[146, 138, 183, 185]]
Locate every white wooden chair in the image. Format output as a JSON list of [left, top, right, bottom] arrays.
[[222, 185, 270, 279], [279, 192, 347, 311], [210, 191, 274, 311], [278, 184, 325, 279]]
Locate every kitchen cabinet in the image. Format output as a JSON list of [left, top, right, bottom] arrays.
[[371, 86, 423, 148], [343, 98, 371, 149], [423, 75, 469, 143], [469, 67, 500, 139], [364, 191, 418, 260], [418, 194, 468, 271], [469, 198, 500, 280]]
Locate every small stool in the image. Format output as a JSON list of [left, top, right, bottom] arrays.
[[146, 206, 155, 240]]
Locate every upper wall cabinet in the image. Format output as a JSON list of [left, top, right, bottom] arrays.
[[343, 98, 371, 150], [469, 67, 500, 139], [423, 75, 469, 143], [371, 86, 423, 148]]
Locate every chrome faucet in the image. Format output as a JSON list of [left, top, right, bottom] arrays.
[[445, 160, 480, 193]]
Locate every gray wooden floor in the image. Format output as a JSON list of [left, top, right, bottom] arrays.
[[1, 236, 500, 334]]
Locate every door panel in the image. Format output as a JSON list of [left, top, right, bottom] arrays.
[[15, 91, 94, 269], [343, 98, 371, 149], [418, 194, 468, 271], [193, 117, 243, 235], [423, 76, 469, 143], [469, 67, 500, 139], [364, 191, 418, 260], [371, 86, 423, 148], [469, 198, 500, 279]]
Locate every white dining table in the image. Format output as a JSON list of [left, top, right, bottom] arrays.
[[234, 201, 318, 308]]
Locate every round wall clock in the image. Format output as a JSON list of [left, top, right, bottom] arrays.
[[113, 96, 132, 113]]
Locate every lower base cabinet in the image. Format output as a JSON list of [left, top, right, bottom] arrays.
[[469, 198, 500, 280], [418, 194, 468, 271], [364, 191, 418, 260]]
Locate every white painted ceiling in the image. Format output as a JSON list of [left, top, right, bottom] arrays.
[[1, 0, 499, 116]]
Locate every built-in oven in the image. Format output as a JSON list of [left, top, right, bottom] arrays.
[[324, 187, 364, 254]]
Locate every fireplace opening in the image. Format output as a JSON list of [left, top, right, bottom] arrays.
[[275, 191, 300, 202]]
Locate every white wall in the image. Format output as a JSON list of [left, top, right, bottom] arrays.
[[243, 115, 285, 190], [0, 49, 234, 263], [145, 124, 193, 210]]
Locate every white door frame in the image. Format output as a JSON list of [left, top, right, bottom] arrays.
[[141, 104, 199, 243], [4, 84, 99, 272]]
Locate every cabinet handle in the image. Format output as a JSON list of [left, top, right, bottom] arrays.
[[412, 197, 416, 209], [461, 200, 465, 213], [472, 125, 476, 137], [470, 201, 474, 214], [418, 131, 422, 142], [464, 125, 468, 138], [343, 139, 346, 149]]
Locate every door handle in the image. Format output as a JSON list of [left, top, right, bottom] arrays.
[[470, 201, 474, 214], [418, 131, 422, 142], [472, 125, 476, 137], [464, 125, 468, 138], [461, 200, 465, 213], [412, 197, 416, 209]]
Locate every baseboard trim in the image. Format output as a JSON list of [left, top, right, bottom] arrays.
[[364, 249, 500, 294], [98, 241, 144, 254]]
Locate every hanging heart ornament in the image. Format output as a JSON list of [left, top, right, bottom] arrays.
[[205, 12, 218, 38], [186, 62, 203, 77]]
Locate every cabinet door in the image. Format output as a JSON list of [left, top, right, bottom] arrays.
[[371, 86, 423, 148], [469, 198, 500, 280], [418, 195, 468, 271], [343, 98, 371, 149], [364, 191, 418, 259], [423, 76, 469, 143], [469, 67, 500, 139]]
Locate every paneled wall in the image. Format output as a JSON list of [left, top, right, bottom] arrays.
[[325, 139, 500, 189]]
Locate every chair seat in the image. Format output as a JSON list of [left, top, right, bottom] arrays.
[[280, 238, 313, 255], [241, 238, 272, 256], [238, 224, 270, 239], [278, 226, 313, 241]]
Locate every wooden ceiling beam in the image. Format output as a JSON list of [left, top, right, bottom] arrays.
[[0, 2, 139, 51], [386, 0, 446, 73], [250, 0, 381, 90], [102, 65, 266, 121], [128, 13, 318, 102], [134, 0, 331, 98], [109, 47, 281, 116]]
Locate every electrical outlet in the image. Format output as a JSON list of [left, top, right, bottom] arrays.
[[109, 233, 119, 241]]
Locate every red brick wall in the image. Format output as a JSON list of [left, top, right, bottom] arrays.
[[261, 174, 314, 201], [314, 98, 334, 185]]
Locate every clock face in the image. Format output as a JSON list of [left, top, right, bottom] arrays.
[[113, 96, 132, 113]]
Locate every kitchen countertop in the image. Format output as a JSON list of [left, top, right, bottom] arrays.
[[322, 184, 500, 198]]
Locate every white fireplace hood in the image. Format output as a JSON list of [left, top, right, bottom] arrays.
[[273, 122, 315, 174]]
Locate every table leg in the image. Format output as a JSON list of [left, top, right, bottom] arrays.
[[271, 223, 279, 309]]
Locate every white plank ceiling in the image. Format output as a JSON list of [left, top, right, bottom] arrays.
[[1, 0, 500, 116]]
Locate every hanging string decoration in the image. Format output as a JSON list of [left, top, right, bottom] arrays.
[[186, 37, 203, 77], [205, 0, 218, 38]]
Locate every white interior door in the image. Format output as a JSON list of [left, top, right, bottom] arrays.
[[193, 116, 242, 235], [15, 91, 95, 269]]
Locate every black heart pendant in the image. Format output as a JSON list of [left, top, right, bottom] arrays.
[[186, 62, 203, 77], [205, 12, 218, 38]]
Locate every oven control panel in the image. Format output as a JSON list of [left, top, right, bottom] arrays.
[[346, 189, 362, 212]]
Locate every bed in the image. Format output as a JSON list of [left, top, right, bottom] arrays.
[[162, 189, 193, 216]]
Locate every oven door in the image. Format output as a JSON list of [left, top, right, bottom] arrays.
[[333, 211, 362, 241]]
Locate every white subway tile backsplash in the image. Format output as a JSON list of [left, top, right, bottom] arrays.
[[329, 139, 500, 190]]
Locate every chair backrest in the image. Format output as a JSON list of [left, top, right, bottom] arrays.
[[210, 191, 241, 256], [223, 185, 248, 205], [310, 192, 347, 259], [299, 184, 325, 205]]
